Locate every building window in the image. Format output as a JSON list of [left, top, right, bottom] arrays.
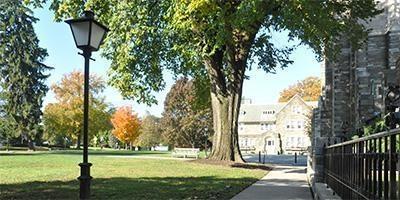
[[292, 106, 302, 114], [286, 121, 290, 129], [288, 137, 295, 147], [248, 138, 254, 146], [290, 121, 295, 129], [286, 120, 305, 130], [292, 137, 296, 147], [240, 110, 246, 115], [261, 123, 275, 130], [239, 123, 244, 130], [297, 121, 303, 129], [267, 140, 274, 146]]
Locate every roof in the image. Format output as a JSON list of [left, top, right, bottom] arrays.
[[239, 94, 318, 123], [239, 103, 285, 122]]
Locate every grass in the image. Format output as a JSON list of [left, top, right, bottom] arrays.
[[0, 152, 268, 199]]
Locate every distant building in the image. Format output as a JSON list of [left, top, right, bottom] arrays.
[[238, 95, 317, 154]]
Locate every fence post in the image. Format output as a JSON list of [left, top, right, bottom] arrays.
[[323, 142, 327, 185], [259, 151, 261, 163], [263, 154, 265, 164], [389, 134, 397, 199], [295, 152, 297, 164]]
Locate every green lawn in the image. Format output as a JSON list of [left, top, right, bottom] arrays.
[[0, 152, 267, 199]]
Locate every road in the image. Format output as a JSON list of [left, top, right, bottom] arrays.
[[242, 153, 307, 166]]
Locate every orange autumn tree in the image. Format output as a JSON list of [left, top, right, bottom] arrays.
[[111, 106, 141, 149], [278, 76, 321, 102]]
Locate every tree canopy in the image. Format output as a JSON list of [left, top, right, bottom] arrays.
[[135, 114, 163, 148], [279, 76, 321, 102], [50, 1, 380, 103], [111, 106, 141, 148], [162, 78, 213, 149], [50, 0, 380, 161], [43, 71, 111, 148]]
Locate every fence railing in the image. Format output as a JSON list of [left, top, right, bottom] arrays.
[[325, 128, 400, 199]]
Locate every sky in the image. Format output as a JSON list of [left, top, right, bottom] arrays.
[[33, 4, 321, 117]]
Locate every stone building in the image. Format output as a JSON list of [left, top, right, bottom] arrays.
[[310, 0, 400, 185], [238, 95, 317, 154]]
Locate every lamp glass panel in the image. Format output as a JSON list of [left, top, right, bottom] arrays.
[[90, 22, 106, 50], [70, 21, 90, 47]]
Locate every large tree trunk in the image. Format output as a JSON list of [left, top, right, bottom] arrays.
[[208, 92, 244, 162], [205, 48, 246, 162]]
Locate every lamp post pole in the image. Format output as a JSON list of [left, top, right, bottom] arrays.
[[78, 49, 92, 200]]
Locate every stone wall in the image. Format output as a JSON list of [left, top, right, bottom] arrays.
[[310, 0, 400, 189]]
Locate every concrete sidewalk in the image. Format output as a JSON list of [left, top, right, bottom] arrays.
[[231, 165, 313, 200]]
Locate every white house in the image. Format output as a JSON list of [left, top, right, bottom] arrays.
[[238, 95, 317, 154]]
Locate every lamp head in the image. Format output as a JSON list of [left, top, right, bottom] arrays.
[[65, 10, 109, 52]]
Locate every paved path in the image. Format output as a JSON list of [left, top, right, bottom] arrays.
[[232, 165, 313, 200]]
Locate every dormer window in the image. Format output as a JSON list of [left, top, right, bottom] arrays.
[[262, 110, 275, 115]]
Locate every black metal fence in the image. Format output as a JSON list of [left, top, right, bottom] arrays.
[[325, 129, 400, 199]]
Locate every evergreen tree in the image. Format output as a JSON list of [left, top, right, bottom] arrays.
[[0, 0, 52, 149]]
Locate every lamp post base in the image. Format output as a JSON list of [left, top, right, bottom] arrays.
[[78, 163, 92, 200]]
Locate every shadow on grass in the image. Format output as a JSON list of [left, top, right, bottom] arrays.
[[0, 176, 258, 200], [190, 159, 272, 171], [231, 163, 272, 171]]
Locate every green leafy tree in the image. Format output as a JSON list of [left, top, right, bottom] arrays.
[[107, 131, 120, 149], [136, 114, 163, 149], [43, 71, 111, 148], [92, 130, 110, 148], [162, 78, 213, 149], [0, 0, 52, 150], [51, 0, 380, 161]]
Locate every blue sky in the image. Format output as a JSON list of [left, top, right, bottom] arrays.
[[33, 5, 321, 117]]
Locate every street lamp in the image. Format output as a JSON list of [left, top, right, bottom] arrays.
[[65, 10, 109, 199]]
